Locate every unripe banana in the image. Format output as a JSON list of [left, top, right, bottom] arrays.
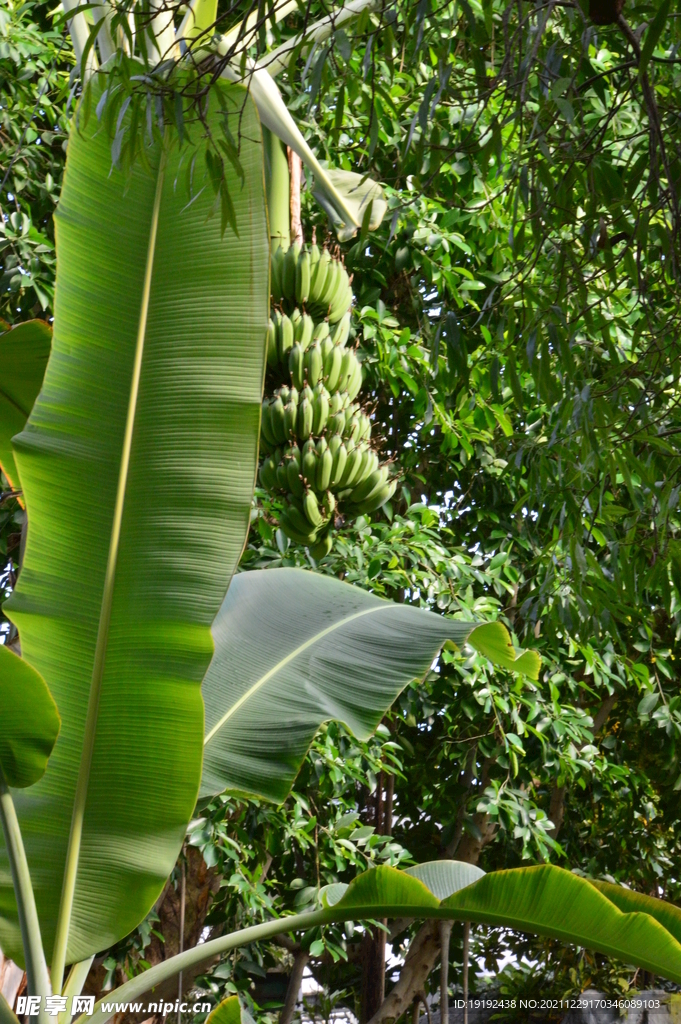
[[302, 439, 317, 483], [324, 490, 336, 517], [351, 466, 389, 505], [329, 437, 348, 486], [303, 488, 324, 529], [313, 320, 330, 343], [259, 455, 278, 491], [276, 460, 289, 491], [330, 280, 353, 324], [271, 246, 285, 304], [355, 478, 396, 514], [338, 349, 355, 393], [260, 400, 276, 447], [289, 442, 301, 469], [320, 259, 339, 316], [310, 248, 331, 305], [291, 307, 302, 338], [286, 456, 305, 497], [320, 336, 334, 366], [297, 398, 313, 440], [278, 314, 294, 362], [296, 248, 311, 305], [266, 318, 277, 368], [312, 384, 330, 434], [347, 359, 363, 401], [346, 414, 361, 444], [331, 311, 351, 348], [339, 443, 364, 488], [309, 243, 321, 281], [305, 343, 323, 387], [328, 411, 346, 435], [299, 313, 314, 351], [324, 345, 343, 392], [329, 391, 346, 415], [284, 400, 297, 438], [283, 242, 300, 302], [315, 446, 331, 489], [357, 412, 372, 442], [269, 396, 287, 443], [289, 342, 305, 391], [280, 506, 318, 544], [310, 533, 333, 560]]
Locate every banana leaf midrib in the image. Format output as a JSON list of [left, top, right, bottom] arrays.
[[203, 604, 389, 743], [50, 144, 168, 991]]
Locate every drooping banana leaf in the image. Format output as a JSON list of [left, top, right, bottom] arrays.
[[0, 82, 269, 969], [0, 320, 51, 495], [201, 568, 538, 803], [0, 644, 59, 789], [83, 861, 681, 1022], [440, 864, 681, 981], [590, 878, 681, 943]]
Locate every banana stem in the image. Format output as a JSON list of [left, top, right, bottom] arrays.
[[0, 769, 51, 1017], [263, 127, 291, 251]]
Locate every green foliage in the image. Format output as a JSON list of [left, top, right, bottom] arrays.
[[0, 644, 58, 788]]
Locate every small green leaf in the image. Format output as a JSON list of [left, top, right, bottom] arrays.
[[0, 645, 60, 788], [640, 0, 671, 77]]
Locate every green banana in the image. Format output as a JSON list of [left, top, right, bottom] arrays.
[[354, 478, 397, 514], [330, 281, 353, 323], [331, 311, 351, 348], [296, 248, 311, 305], [269, 396, 287, 443], [289, 442, 301, 469], [357, 412, 372, 441], [338, 349, 355, 393], [350, 465, 389, 505], [329, 391, 346, 415], [328, 411, 346, 435], [303, 488, 324, 529], [283, 241, 300, 302], [324, 345, 343, 392], [260, 399, 276, 448], [276, 460, 289, 491], [329, 436, 347, 486], [310, 533, 333, 560], [346, 413, 361, 444], [258, 455, 278, 491], [288, 497, 319, 535], [347, 359, 363, 401], [266, 318, 277, 368], [279, 507, 318, 545], [316, 437, 332, 491], [305, 343, 323, 387], [297, 396, 313, 439], [284, 399, 297, 438], [278, 313, 294, 362], [339, 442, 363, 488], [310, 248, 331, 305], [302, 439, 317, 483], [313, 320, 330, 343], [271, 246, 285, 304], [309, 242, 321, 282], [299, 313, 314, 351], [286, 456, 305, 497], [312, 383, 330, 433], [289, 342, 305, 391]]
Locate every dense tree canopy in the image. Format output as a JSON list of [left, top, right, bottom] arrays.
[[2, 0, 681, 1016]]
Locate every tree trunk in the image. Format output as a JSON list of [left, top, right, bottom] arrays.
[[439, 921, 452, 1024], [279, 950, 309, 1024]]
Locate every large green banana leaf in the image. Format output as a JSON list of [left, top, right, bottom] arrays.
[[0, 82, 269, 967], [326, 864, 681, 982], [0, 320, 51, 494], [201, 568, 538, 802], [590, 878, 681, 943], [83, 861, 681, 1022], [0, 644, 59, 789]]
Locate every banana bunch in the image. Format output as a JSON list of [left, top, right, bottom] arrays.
[[271, 242, 353, 323], [259, 245, 396, 553]]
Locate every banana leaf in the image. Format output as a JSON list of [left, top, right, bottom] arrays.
[[0, 320, 51, 495], [0, 645, 59, 789], [83, 862, 681, 1023], [201, 568, 538, 802], [0, 81, 269, 968]]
